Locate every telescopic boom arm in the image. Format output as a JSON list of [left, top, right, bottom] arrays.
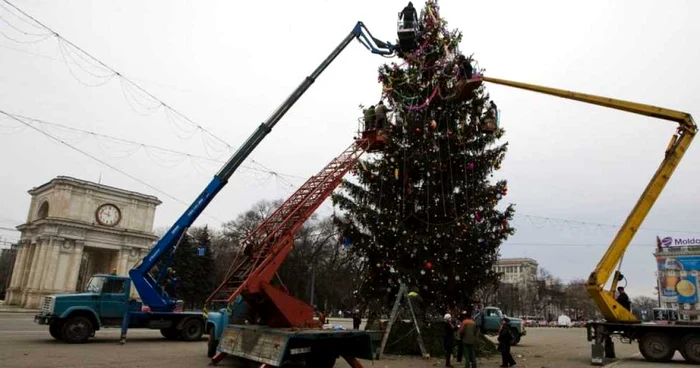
[[482, 76, 696, 322], [129, 22, 395, 312]]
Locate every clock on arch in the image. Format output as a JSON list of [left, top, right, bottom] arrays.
[[95, 203, 121, 227]]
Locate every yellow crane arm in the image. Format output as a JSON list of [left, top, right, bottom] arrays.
[[482, 76, 697, 322]]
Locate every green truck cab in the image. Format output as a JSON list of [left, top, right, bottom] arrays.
[[34, 274, 205, 343], [475, 306, 526, 345]]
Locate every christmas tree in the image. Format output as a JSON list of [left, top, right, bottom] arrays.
[[332, 0, 514, 316]]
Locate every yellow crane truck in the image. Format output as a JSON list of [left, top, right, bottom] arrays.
[[481, 76, 697, 365]]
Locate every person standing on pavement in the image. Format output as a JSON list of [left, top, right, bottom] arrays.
[[443, 313, 457, 367], [352, 309, 361, 330], [497, 318, 516, 367], [458, 307, 478, 368], [456, 310, 469, 363]]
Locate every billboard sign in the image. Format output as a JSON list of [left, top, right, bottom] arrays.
[[656, 255, 700, 304], [658, 236, 700, 248]]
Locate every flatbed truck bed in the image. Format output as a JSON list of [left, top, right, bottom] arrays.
[[214, 324, 376, 367], [588, 320, 700, 365]]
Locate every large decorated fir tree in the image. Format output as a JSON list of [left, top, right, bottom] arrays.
[[332, 1, 515, 316]]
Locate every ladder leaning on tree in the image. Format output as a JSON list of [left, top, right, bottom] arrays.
[[378, 283, 428, 360]]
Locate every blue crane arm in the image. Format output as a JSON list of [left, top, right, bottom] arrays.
[[128, 22, 395, 312]]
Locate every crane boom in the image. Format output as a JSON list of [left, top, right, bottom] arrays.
[[205, 137, 377, 328], [128, 22, 394, 313], [483, 76, 697, 322]]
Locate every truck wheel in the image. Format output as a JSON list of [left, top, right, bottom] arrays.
[[639, 332, 675, 362], [680, 334, 700, 364], [49, 322, 63, 340], [61, 316, 93, 343], [510, 327, 521, 346], [180, 318, 204, 341], [207, 333, 219, 358], [160, 328, 180, 340]]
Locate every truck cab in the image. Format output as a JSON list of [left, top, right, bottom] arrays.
[[34, 273, 204, 343], [475, 306, 526, 345], [35, 274, 130, 342]]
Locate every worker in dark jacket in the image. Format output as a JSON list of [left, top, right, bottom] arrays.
[[443, 313, 457, 367], [456, 310, 467, 363], [399, 2, 417, 29], [457, 55, 473, 80], [352, 309, 361, 330], [375, 101, 390, 130], [497, 318, 516, 367], [616, 286, 631, 311], [363, 105, 376, 131]]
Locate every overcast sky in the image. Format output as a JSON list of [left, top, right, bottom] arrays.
[[1, 0, 699, 298]]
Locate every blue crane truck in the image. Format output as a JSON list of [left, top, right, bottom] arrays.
[[34, 273, 205, 343]]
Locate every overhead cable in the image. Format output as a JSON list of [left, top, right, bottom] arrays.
[[1, 112, 304, 183], [0, 109, 226, 224], [0, 0, 291, 187]]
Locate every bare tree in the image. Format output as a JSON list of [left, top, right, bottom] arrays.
[[211, 199, 282, 282], [534, 268, 565, 321], [279, 218, 362, 314], [563, 279, 598, 320], [208, 199, 362, 315]]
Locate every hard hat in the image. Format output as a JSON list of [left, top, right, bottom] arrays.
[[444, 313, 451, 320]]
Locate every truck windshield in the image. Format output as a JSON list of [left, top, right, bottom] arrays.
[[84, 277, 105, 293]]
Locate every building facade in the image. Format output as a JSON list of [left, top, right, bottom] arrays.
[[6, 176, 160, 308], [493, 257, 539, 316], [494, 257, 539, 285], [655, 236, 700, 321]]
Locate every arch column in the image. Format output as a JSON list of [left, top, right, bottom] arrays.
[[6, 240, 29, 304], [65, 240, 84, 292], [8, 240, 28, 288], [30, 236, 51, 290], [24, 240, 42, 292], [42, 237, 64, 292]]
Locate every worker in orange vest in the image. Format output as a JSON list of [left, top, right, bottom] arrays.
[[458, 307, 478, 368]]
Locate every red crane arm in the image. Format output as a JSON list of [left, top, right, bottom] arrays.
[[205, 133, 381, 327]]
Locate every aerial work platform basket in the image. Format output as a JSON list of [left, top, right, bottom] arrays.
[[397, 15, 419, 52], [358, 129, 387, 152], [454, 74, 484, 102]]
